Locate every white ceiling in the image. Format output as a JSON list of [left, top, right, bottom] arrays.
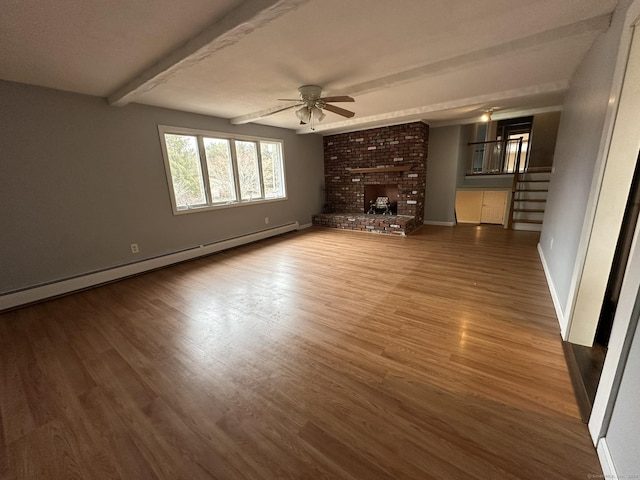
[[0, 0, 618, 134]]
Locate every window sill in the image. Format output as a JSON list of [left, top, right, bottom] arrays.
[[173, 196, 288, 215]]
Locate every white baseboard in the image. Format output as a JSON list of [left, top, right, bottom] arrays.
[[297, 222, 313, 230], [537, 243, 568, 338], [423, 220, 456, 226], [0, 222, 300, 311], [597, 438, 618, 479]]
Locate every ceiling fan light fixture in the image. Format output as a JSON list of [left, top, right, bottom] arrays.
[[295, 106, 311, 123], [269, 85, 355, 129], [480, 109, 493, 122], [312, 106, 326, 122]]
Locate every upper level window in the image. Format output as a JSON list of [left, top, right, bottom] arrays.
[[159, 126, 287, 214]]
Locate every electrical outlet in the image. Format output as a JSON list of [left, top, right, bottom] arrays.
[[265, 217, 269, 224], [130, 243, 139, 254]]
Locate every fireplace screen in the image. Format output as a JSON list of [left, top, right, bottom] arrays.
[[364, 184, 398, 214], [368, 196, 392, 214]]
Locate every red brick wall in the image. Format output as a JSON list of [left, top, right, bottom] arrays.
[[323, 122, 428, 223]]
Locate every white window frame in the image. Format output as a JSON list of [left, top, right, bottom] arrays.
[[158, 125, 287, 215]]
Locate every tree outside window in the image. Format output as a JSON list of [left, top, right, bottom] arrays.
[[160, 127, 287, 214]]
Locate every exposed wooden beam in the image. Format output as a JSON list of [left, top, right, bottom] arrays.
[[234, 14, 610, 130], [340, 14, 611, 99], [297, 81, 569, 134], [107, 0, 310, 106]]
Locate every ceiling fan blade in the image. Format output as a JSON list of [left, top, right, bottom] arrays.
[[229, 103, 302, 125], [321, 96, 355, 103], [323, 103, 355, 118], [267, 103, 302, 114]]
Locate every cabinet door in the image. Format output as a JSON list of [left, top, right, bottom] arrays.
[[480, 191, 507, 224], [455, 191, 483, 223]]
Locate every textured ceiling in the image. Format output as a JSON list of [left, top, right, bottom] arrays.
[[0, 0, 619, 134]]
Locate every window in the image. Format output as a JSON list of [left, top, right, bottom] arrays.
[[159, 126, 287, 214]]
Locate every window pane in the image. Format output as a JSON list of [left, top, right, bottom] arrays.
[[235, 141, 262, 201], [204, 138, 236, 203], [164, 134, 206, 209], [260, 141, 285, 198]]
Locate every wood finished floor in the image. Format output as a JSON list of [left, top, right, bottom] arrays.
[[0, 225, 601, 479]]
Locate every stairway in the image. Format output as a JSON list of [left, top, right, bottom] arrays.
[[510, 167, 551, 231]]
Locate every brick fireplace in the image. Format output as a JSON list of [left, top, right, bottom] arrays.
[[312, 122, 428, 235]]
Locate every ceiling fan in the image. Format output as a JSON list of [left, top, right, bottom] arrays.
[[273, 85, 355, 129]]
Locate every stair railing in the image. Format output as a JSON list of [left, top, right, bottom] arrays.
[[466, 138, 524, 175], [507, 137, 524, 229]]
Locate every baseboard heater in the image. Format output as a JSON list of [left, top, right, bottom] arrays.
[[0, 221, 301, 312]]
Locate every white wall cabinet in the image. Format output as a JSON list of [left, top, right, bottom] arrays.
[[455, 190, 508, 225]]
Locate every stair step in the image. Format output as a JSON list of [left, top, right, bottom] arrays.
[[514, 198, 546, 202], [513, 219, 543, 224], [513, 222, 543, 231], [516, 178, 548, 182], [525, 167, 553, 173], [516, 189, 549, 192], [513, 208, 545, 213]]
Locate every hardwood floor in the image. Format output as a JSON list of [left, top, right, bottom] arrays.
[[0, 225, 601, 479]]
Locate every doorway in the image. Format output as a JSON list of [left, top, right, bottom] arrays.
[[497, 116, 533, 172], [567, 150, 640, 422], [597, 150, 640, 347]]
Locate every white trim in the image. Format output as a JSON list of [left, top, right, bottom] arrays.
[[297, 222, 313, 229], [537, 243, 567, 338], [423, 220, 456, 226], [589, 206, 640, 444], [0, 222, 300, 312], [597, 438, 618, 479]]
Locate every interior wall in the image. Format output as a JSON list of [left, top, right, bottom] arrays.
[[537, 3, 628, 333], [424, 125, 460, 224], [0, 80, 324, 294], [528, 111, 561, 168], [457, 124, 475, 187]]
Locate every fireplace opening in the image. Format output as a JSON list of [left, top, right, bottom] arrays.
[[364, 184, 398, 215]]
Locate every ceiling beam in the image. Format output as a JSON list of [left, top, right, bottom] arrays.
[[336, 14, 611, 99], [296, 81, 569, 134], [231, 13, 610, 128], [107, 0, 310, 106], [428, 105, 563, 129]]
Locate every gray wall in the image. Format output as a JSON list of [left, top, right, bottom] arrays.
[[457, 125, 475, 187], [0, 80, 324, 294], [538, 5, 627, 314], [528, 111, 561, 168], [424, 125, 461, 223]]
